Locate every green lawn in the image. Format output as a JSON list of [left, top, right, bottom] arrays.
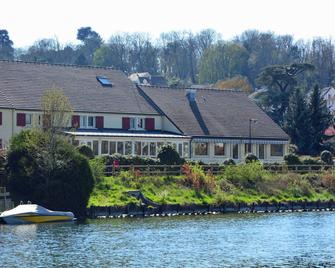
[[88, 164, 335, 207]]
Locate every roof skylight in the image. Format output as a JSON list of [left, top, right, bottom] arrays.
[[96, 76, 112, 87]]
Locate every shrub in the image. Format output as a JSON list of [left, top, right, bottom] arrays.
[[222, 162, 267, 189], [287, 177, 313, 198], [245, 153, 258, 163], [157, 145, 184, 165], [284, 153, 302, 166], [321, 150, 333, 165], [7, 129, 94, 218], [223, 158, 236, 166], [181, 163, 216, 194], [77, 145, 94, 159], [321, 172, 335, 193], [288, 144, 298, 154], [301, 157, 319, 165], [89, 157, 105, 180]]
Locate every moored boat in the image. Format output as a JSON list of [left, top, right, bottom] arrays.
[[0, 203, 74, 224]]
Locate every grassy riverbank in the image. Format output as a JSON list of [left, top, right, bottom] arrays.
[[88, 163, 335, 207]]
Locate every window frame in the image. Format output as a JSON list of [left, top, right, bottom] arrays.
[[130, 117, 145, 130], [214, 142, 225, 156], [258, 144, 265, 159], [270, 144, 284, 157], [80, 115, 96, 129], [232, 144, 239, 159], [193, 142, 209, 156], [25, 113, 33, 126]]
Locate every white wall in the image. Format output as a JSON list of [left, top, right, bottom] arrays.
[[0, 108, 172, 148]]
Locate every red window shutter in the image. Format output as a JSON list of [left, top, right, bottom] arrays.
[[0, 112, 2, 125], [122, 117, 130, 130], [72, 115, 80, 128], [17, 113, 26, 127], [96, 116, 104, 129], [145, 118, 155, 130]]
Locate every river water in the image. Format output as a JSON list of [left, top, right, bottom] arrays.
[[1, 211, 335, 267]]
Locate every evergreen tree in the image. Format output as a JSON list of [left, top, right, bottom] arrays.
[[0, 29, 14, 60], [309, 85, 333, 155], [284, 88, 311, 154]]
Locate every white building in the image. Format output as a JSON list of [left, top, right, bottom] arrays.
[[0, 60, 289, 163]]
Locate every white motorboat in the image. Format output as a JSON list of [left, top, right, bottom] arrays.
[[0, 203, 74, 224]]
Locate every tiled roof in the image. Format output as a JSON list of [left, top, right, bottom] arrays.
[[140, 85, 289, 140], [0, 60, 158, 115]]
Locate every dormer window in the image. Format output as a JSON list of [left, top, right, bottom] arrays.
[[96, 76, 112, 87], [130, 117, 144, 130], [80, 115, 96, 128]]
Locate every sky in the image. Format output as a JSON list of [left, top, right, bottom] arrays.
[[1, 0, 335, 48]]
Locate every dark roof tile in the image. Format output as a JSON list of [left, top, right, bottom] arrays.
[[140, 85, 289, 140], [0, 60, 158, 115]]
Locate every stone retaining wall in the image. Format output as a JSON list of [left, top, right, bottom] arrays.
[[87, 200, 335, 219]]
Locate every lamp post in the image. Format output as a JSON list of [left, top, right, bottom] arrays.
[[248, 118, 258, 153]]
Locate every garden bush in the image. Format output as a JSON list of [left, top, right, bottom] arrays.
[[7, 129, 94, 218], [89, 157, 106, 180], [223, 158, 236, 166], [77, 144, 94, 159], [284, 153, 302, 165], [245, 153, 259, 163], [288, 144, 298, 154], [222, 162, 267, 189], [157, 145, 184, 165], [321, 150, 333, 165], [181, 163, 216, 194]]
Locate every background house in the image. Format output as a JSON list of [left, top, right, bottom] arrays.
[[129, 72, 168, 87]]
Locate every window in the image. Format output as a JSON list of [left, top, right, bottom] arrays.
[[88, 116, 95, 128], [150, 142, 156, 156], [130, 118, 144, 130], [142, 142, 149, 156], [110, 141, 116, 155], [194, 142, 208, 156], [232, 144, 239, 159], [93, 141, 99, 156], [125, 141, 132, 155], [97, 76, 112, 87], [157, 142, 164, 154], [101, 141, 109, 155], [172, 143, 177, 151], [117, 142, 124, 154], [245, 143, 253, 154], [258, 144, 265, 159], [183, 142, 189, 158], [214, 143, 225, 156], [26, 114, 32, 125], [271, 144, 284, 157], [135, 142, 141, 155], [178, 143, 183, 156], [80, 116, 95, 128]]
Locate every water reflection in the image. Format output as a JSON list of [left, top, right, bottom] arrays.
[[1, 212, 335, 267]]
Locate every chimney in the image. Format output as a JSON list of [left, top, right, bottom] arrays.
[[186, 89, 197, 102]]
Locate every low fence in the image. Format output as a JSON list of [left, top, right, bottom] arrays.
[[104, 164, 335, 176]]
